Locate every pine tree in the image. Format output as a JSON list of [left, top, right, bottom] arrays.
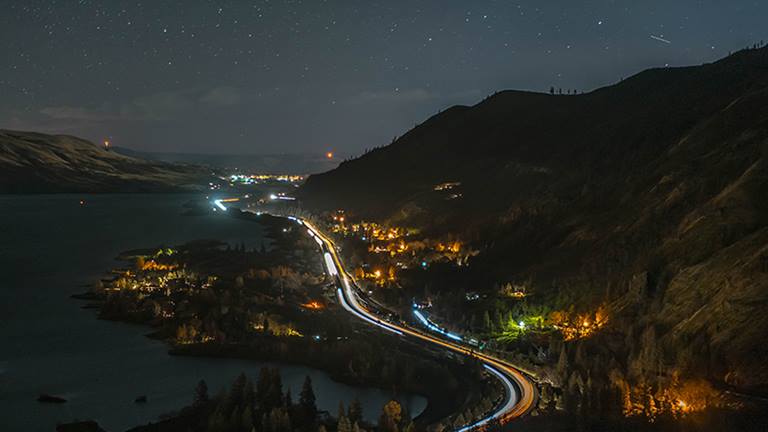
[[267, 368, 284, 410], [348, 397, 363, 424], [483, 311, 492, 332], [227, 373, 247, 414], [194, 379, 209, 405], [243, 377, 256, 411], [299, 375, 317, 427], [257, 367, 272, 408], [338, 414, 353, 432]]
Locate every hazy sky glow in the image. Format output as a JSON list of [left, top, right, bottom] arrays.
[[1, 0, 766, 155]]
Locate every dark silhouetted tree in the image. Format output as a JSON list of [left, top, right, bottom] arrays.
[[298, 375, 317, 429], [348, 397, 363, 424], [194, 379, 209, 405]]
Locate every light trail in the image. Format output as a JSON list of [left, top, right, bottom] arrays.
[[413, 309, 463, 341], [213, 199, 227, 211], [225, 206, 537, 429], [323, 252, 338, 276], [456, 364, 517, 432], [337, 288, 404, 336], [300, 217, 538, 429]]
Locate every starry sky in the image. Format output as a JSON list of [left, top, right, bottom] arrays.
[[1, 1, 766, 156]]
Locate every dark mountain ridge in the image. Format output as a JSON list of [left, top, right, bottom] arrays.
[[301, 47, 768, 217], [298, 46, 768, 395], [0, 130, 210, 193]]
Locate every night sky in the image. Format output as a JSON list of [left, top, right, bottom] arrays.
[[1, 1, 766, 155]]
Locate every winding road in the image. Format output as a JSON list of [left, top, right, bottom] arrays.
[[300, 217, 538, 429], [217, 200, 537, 429]]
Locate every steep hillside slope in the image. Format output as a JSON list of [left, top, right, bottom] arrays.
[[0, 130, 210, 193], [298, 47, 768, 394]]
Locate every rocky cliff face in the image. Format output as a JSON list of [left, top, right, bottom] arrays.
[[0, 130, 209, 193], [298, 47, 768, 395]]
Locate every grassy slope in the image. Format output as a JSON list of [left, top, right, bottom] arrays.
[[0, 130, 209, 193]]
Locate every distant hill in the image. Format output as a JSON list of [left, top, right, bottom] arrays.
[[113, 147, 341, 175], [0, 130, 211, 193], [298, 46, 768, 393]]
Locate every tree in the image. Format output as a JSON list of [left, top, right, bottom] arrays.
[[226, 373, 248, 415], [549, 86, 555, 95], [348, 397, 363, 424], [177, 324, 189, 343], [194, 379, 209, 405], [299, 375, 317, 428], [243, 377, 256, 411], [379, 400, 402, 432], [338, 414, 353, 432], [483, 311, 493, 333]]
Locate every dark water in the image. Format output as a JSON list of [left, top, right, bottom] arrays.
[[0, 194, 425, 432]]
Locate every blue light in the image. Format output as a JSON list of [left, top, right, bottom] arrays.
[[413, 309, 463, 342]]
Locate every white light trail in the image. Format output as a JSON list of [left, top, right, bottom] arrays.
[[650, 34, 671, 44], [456, 364, 518, 432], [337, 288, 403, 336], [213, 199, 227, 211], [323, 252, 338, 276]]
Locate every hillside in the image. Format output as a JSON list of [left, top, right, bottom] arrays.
[[0, 130, 210, 193], [298, 46, 768, 397]]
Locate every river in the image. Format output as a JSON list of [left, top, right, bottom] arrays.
[[0, 194, 425, 432]]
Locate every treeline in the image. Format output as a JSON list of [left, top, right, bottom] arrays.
[[172, 329, 496, 426], [129, 368, 418, 432]]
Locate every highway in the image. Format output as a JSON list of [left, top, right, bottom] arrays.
[[217, 200, 537, 429], [299, 217, 538, 430]]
